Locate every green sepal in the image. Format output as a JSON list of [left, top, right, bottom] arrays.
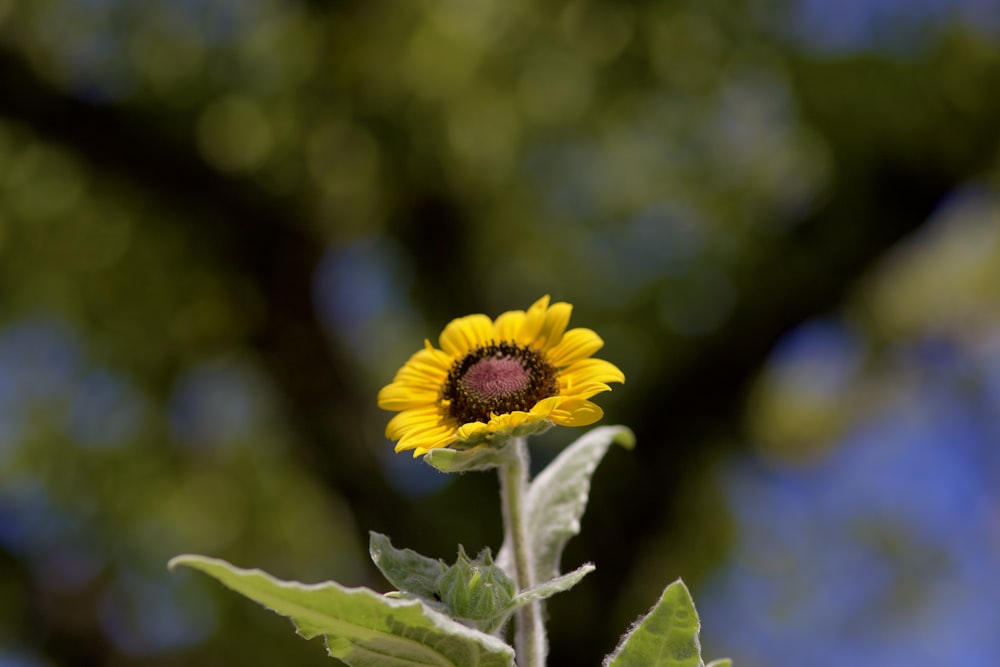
[[449, 420, 554, 452], [169, 554, 515, 667], [424, 444, 512, 473], [368, 531, 446, 603], [424, 420, 556, 473], [603, 579, 731, 667]]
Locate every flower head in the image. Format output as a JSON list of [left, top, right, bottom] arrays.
[[378, 296, 624, 457]]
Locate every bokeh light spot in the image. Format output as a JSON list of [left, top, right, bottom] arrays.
[[196, 96, 273, 171]]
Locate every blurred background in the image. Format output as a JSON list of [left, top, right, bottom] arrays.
[[1, 0, 999, 665]]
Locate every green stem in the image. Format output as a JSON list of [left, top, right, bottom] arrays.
[[499, 437, 546, 667]]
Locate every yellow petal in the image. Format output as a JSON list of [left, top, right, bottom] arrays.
[[493, 309, 526, 343], [379, 345, 451, 410], [481, 409, 547, 441], [529, 396, 562, 417], [377, 383, 439, 411], [391, 364, 446, 389], [409, 430, 455, 456], [389, 356, 449, 392], [439, 314, 495, 357], [559, 358, 625, 388], [518, 295, 551, 347], [385, 406, 444, 439], [558, 382, 613, 401], [456, 420, 489, 441], [532, 301, 573, 351], [545, 328, 604, 367], [549, 398, 604, 426], [488, 409, 533, 430], [395, 344, 452, 377], [395, 422, 455, 454]]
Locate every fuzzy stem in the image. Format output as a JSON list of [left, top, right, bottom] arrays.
[[499, 437, 546, 667]]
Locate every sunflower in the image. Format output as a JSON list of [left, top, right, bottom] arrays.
[[378, 296, 625, 457]]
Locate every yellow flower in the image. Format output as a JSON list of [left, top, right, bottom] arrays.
[[378, 296, 625, 457]]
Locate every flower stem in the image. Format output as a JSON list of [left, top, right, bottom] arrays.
[[499, 437, 546, 667]]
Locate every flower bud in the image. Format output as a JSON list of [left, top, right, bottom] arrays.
[[438, 546, 515, 626]]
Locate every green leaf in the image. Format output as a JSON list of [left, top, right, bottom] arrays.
[[369, 531, 446, 603], [604, 579, 729, 667], [511, 562, 595, 609], [169, 554, 515, 667], [498, 425, 634, 581], [705, 660, 733, 667]]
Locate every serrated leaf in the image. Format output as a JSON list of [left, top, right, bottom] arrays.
[[169, 554, 514, 667], [369, 531, 446, 602], [424, 445, 511, 473], [604, 579, 705, 667], [511, 562, 595, 609], [497, 425, 634, 581]]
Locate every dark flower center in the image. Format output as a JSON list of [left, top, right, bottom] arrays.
[[442, 342, 558, 425]]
